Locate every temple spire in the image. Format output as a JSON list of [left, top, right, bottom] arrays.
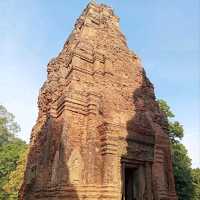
[[90, 0, 96, 4], [20, 2, 178, 200]]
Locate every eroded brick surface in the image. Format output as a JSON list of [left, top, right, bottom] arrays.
[[20, 2, 177, 200]]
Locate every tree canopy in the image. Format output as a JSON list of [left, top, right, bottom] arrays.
[[3, 149, 28, 199], [158, 100, 184, 143], [0, 105, 21, 146], [192, 168, 200, 200], [172, 143, 193, 200], [0, 105, 27, 199]]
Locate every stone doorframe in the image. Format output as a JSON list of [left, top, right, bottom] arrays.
[[121, 158, 153, 200]]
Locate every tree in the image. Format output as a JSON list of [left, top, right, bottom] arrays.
[[172, 143, 193, 200], [192, 168, 200, 200], [158, 100, 184, 143], [0, 105, 21, 146], [3, 149, 28, 199], [0, 104, 27, 199], [158, 99, 193, 200]]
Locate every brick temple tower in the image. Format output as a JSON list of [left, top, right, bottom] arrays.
[[20, 2, 177, 200]]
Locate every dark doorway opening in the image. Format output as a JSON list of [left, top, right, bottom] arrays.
[[124, 167, 138, 200]]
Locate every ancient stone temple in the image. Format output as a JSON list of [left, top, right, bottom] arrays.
[[20, 2, 177, 200]]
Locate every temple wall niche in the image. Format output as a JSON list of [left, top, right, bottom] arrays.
[[67, 149, 84, 184]]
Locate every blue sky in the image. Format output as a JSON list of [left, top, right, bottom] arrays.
[[0, 0, 199, 167]]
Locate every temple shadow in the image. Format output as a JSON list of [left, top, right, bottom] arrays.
[[19, 114, 79, 200], [122, 68, 160, 200]]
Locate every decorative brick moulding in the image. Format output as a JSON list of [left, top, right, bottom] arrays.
[[20, 2, 177, 200]]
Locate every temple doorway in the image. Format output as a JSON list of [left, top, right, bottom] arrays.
[[124, 167, 138, 200], [122, 163, 146, 200]]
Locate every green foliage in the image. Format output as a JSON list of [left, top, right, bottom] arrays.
[[192, 168, 200, 200], [168, 121, 184, 144], [158, 99, 184, 143], [0, 105, 21, 146], [0, 141, 27, 182], [172, 143, 193, 200], [158, 99, 175, 118], [3, 149, 28, 199], [0, 104, 27, 199]]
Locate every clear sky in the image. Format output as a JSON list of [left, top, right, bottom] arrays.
[[0, 0, 199, 167]]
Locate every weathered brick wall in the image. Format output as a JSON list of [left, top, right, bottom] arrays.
[[20, 2, 177, 200]]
